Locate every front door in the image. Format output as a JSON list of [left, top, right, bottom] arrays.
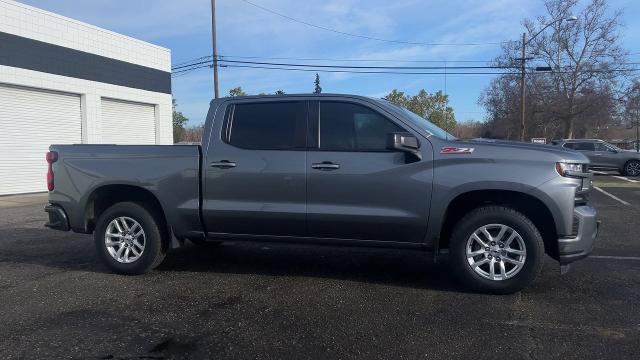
[[202, 100, 308, 237], [570, 142, 604, 167], [305, 100, 433, 243], [594, 142, 621, 169]]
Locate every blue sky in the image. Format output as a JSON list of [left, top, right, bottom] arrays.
[[20, 0, 640, 126]]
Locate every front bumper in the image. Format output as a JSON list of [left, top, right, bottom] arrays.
[[44, 203, 70, 231], [558, 205, 599, 264]]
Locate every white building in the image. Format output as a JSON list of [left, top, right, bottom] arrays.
[[0, 0, 173, 195]]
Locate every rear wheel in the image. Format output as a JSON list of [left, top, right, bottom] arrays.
[[94, 202, 166, 275], [449, 206, 544, 294], [623, 160, 640, 177]]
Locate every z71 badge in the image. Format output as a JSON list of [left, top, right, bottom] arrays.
[[440, 147, 475, 154]]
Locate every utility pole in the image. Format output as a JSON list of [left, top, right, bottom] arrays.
[[520, 32, 527, 142], [211, 0, 219, 98], [637, 108, 639, 153]]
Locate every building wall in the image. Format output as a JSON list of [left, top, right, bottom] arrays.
[[0, 0, 169, 71], [0, 0, 173, 144]]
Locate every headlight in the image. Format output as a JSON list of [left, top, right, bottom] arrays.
[[556, 162, 585, 177]]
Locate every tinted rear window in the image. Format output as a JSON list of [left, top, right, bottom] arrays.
[[228, 102, 306, 150]]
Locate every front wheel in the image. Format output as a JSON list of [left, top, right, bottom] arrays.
[[94, 202, 167, 275], [623, 160, 640, 177], [449, 206, 544, 294]]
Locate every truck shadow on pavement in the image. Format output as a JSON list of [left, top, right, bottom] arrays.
[[3, 227, 464, 292], [157, 241, 464, 292]]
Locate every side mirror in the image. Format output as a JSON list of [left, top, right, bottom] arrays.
[[387, 132, 421, 161]]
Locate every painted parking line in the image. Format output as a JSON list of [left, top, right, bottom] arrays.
[[590, 170, 638, 183], [589, 255, 640, 261], [593, 186, 631, 206], [612, 175, 639, 183]]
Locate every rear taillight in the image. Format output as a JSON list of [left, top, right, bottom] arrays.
[[46, 151, 58, 191]]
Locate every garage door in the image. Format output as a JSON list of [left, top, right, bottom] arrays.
[[101, 98, 156, 144], [0, 84, 81, 195]]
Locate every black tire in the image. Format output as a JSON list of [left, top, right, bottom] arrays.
[[94, 202, 167, 275], [623, 160, 640, 177], [449, 206, 544, 294], [188, 237, 223, 247]]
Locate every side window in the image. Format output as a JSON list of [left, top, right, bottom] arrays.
[[572, 142, 596, 151], [227, 101, 306, 150], [594, 142, 615, 152], [563, 143, 576, 149], [319, 102, 405, 151]]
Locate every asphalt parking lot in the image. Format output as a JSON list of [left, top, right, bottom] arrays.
[[1, 174, 639, 360]]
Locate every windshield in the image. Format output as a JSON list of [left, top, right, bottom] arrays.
[[376, 99, 457, 140]]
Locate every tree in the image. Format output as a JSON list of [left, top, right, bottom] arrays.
[[314, 73, 322, 94], [228, 86, 247, 97], [624, 81, 640, 151], [274, 89, 286, 95], [172, 98, 188, 143], [486, 0, 627, 139], [383, 89, 456, 131], [181, 124, 205, 143], [456, 121, 484, 139], [384, 89, 408, 106]]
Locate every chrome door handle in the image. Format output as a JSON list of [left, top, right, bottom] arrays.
[[210, 160, 236, 169], [311, 162, 340, 170]]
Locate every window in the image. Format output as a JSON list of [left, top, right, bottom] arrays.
[[319, 102, 405, 151], [378, 99, 457, 140], [566, 142, 595, 151], [594, 143, 609, 152], [227, 102, 306, 150], [594, 142, 619, 152]]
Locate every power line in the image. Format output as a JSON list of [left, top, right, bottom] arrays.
[[172, 55, 214, 68], [175, 58, 640, 72], [170, 54, 497, 71], [172, 64, 211, 76], [238, 0, 508, 47], [219, 54, 496, 63], [219, 59, 517, 70], [171, 52, 640, 72], [173, 60, 216, 71], [171, 60, 640, 77], [172, 59, 516, 71], [220, 64, 512, 75]]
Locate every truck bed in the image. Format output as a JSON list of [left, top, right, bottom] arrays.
[[48, 144, 201, 236]]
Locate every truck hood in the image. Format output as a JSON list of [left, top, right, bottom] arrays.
[[451, 138, 589, 163]]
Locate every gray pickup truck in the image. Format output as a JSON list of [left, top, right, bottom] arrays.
[[45, 94, 598, 293]]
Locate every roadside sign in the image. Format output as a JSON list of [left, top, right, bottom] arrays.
[[531, 138, 546, 144]]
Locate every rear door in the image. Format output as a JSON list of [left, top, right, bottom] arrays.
[[202, 100, 308, 237], [305, 100, 433, 243]]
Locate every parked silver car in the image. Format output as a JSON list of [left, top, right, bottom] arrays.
[[552, 139, 640, 176]]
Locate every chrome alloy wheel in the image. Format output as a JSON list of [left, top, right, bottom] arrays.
[[104, 216, 145, 264], [626, 161, 640, 176], [465, 224, 526, 281]]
